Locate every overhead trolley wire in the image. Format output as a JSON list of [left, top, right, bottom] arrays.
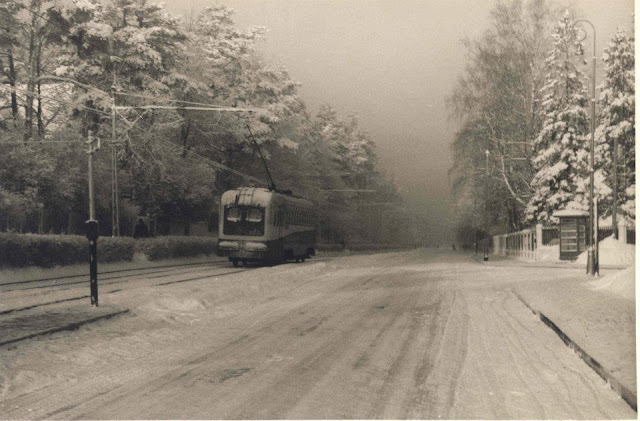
[[114, 92, 257, 111], [8, 85, 111, 117], [154, 137, 267, 186], [0, 140, 84, 144], [114, 105, 256, 112]]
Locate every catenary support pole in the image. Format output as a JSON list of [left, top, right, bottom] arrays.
[[612, 136, 618, 238], [111, 65, 120, 237]]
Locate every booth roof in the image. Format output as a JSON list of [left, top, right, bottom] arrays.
[[554, 209, 589, 217]]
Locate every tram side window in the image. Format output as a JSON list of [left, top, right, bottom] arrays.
[[276, 208, 284, 226]]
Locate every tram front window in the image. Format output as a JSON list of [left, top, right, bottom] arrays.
[[224, 206, 265, 236]]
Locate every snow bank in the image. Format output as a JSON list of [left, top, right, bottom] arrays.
[[587, 266, 635, 299], [535, 244, 561, 262], [137, 295, 211, 324], [574, 236, 635, 267]]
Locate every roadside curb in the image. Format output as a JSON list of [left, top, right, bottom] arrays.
[[471, 253, 631, 270], [512, 290, 637, 412], [0, 309, 130, 348]]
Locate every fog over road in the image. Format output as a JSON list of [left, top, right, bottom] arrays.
[[0, 250, 634, 419]]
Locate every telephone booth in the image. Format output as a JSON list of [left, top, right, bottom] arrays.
[[554, 209, 589, 260]]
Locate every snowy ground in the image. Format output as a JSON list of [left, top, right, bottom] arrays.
[[588, 265, 635, 299], [0, 249, 635, 419]]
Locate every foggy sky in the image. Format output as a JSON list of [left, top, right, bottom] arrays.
[[164, 0, 634, 242]]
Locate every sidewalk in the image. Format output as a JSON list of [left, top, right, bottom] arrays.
[[474, 253, 636, 410], [0, 257, 218, 348], [0, 300, 129, 347]]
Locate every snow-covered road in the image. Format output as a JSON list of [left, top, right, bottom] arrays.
[[0, 250, 635, 419]]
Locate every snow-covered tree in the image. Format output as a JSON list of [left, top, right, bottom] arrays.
[[0, 0, 24, 127], [183, 5, 309, 193], [189, 5, 304, 137], [47, 0, 187, 134], [312, 104, 377, 190], [0, 0, 402, 242], [596, 28, 635, 220], [525, 13, 591, 223]]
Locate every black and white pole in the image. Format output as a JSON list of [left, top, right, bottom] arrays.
[[86, 131, 100, 306]]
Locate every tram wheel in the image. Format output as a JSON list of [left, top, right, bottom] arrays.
[[232, 259, 239, 267], [300, 256, 306, 263]]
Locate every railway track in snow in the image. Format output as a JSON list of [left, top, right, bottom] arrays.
[[0, 261, 251, 316], [0, 260, 230, 292], [0, 255, 334, 317]]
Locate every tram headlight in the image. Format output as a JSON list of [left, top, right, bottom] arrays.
[[244, 241, 268, 251], [218, 240, 239, 250]]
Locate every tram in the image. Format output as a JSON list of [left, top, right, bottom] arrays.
[[216, 187, 317, 266]]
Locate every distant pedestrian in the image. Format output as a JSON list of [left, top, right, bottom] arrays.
[[134, 218, 149, 238]]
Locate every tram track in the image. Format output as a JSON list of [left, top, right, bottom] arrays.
[[0, 260, 226, 288], [0, 261, 228, 292], [0, 256, 332, 317], [0, 256, 333, 292], [0, 267, 250, 316]]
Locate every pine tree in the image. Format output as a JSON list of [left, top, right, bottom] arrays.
[[525, 13, 591, 223], [596, 27, 635, 220]]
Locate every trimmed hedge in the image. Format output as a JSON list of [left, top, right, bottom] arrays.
[[0, 233, 82, 268], [136, 236, 217, 261], [0, 233, 136, 268], [99, 236, 136, 263], [0, 233, 216, 268], [0, 233, 413, 268]]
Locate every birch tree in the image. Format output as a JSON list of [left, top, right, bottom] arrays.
[[449, 0, 556, 231]]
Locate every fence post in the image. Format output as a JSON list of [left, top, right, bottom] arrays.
[[536, 224, 543, 249], [518, 232, 522, 258], [618, 221, 627, 244]]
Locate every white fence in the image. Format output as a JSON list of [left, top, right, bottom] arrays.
[[489, 221, 634, 260], [492, 228, 536, 259]]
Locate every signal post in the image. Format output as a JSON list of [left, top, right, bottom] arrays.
[[86, 131, 100, 306]]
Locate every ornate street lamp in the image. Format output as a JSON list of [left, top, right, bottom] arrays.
[[574, 19, 598, 276]]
